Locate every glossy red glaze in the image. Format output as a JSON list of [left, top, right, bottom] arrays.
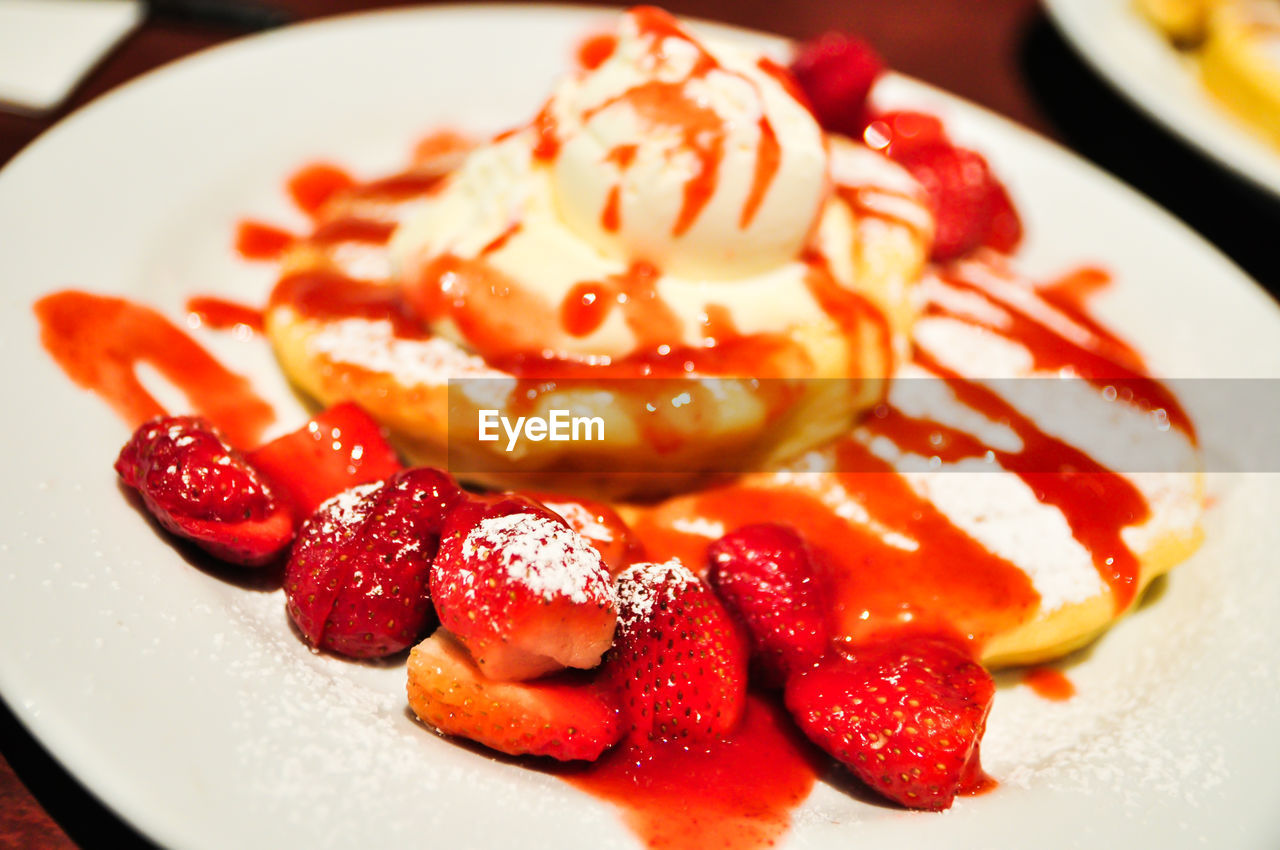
[[634, 476, 1039, 651], [1022, 667, 1076, 701], [577, 32, 618, 70], [935, 268, 1193, 438], [185, 296, 264, 332], [287, 163, 356, 216], [561, 281, 613, 337], [34, 291, 274, 447], [561, 694, 821, 850], [234, 219, 295, 261], [740, 116, 781, 229]]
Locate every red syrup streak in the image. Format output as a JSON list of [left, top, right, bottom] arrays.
[[235, 220, 296, 261], [34, 291, 274, 447], [1022, 667, 1076, 701], [934, 267, 1194, 438], [634, 477, 1039, 652], [559, 695, 823, 850], [577, 32, 618, 70], [740, 117, 780, 229], [185, 296, 264, 333], [287, 163, 356, 217]]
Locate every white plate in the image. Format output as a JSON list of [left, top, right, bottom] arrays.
[[2, 6, 1280, 849], [1043, 0, 1280, 199]]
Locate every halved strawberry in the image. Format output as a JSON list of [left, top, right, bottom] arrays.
[[790, 32, 884, 138], [707, 523, 830, 686], [115, 416, 293, 566], [249, 402, 403, 522], [784, 634, 995, 810], [868, 110, 1024, 261], [604, 560, 748, 744], [431, 502, 618, 681], [284, 467, 462, 658], [527, 492, 646, 576], [407, 630, 624, 761]]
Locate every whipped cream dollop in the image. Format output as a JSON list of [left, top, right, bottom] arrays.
[[549, 8, 827, 279], [389, 7, 910, 363]]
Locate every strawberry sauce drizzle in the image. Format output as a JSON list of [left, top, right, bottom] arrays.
[[910, 349, 1148, 609], [576, 32, 618, 70], [935, 267, 1193, 438], [235, 220, 296, 261], [288, 163, 356, 216], [34, 291, 274, 446], [185, 296, 264, 332], [1022, 667, 1076, 701], [561, 695, 822, 850], [740, 117, 781, 229]]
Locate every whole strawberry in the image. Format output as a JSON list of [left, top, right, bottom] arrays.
[[605, 560, 748, 744], [784, 634, 995, 810], [284, 467, 462, 658], [431, 500, 618, 681], [868, 111, 1024, 261], [248, 402, 403, 521], [707, 523, 830, 685], [790, 32, 884, 138], [115, 416, 293, 566]]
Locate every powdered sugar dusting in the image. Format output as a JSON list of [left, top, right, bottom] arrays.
[[304, 316, 501, 387], [308, 481, 383, 536], [615, 559, 698, 634], [462, 513, 613, 606]]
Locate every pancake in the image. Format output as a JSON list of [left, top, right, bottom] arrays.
[[625, 256, 1203, 668], [264, 136, 930, 497]]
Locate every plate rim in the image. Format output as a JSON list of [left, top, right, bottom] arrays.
[[2, 5, 1280, 849]]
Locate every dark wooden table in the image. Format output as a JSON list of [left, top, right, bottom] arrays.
[[2, 1, 1276, 847]]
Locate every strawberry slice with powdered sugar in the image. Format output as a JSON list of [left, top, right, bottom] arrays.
[[431, 504, 618, 681], [115, 416, 293, 566], [529, 492, 647, 576]]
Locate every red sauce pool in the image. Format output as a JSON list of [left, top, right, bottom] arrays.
[[1022, 668, 1076, 701], [559, 695, 822, 850]]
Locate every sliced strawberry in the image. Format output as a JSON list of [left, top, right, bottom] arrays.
[[407, 630, 624, 761], [706, 523, 830, 686], [868, 110, 1024, 261], [790, 32, 884, 138], [865, 110, 947, 157], [115, 416, 292, 566], [249, 402, 403, 521], [284, 467, 462, 658], [604, 560, 748, 744], [784, 634, 995, 811], [431, 503, 618, 681], [527, 492, 646, 576], [893, 142, 1002, 261]]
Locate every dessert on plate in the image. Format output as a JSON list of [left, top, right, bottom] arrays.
[[33, 5, 1205, 846], [264, 6, 930, 495], [1138, 0, 1280, 147]]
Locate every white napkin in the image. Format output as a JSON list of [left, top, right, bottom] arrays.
[[0, 0, 144, 113]]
